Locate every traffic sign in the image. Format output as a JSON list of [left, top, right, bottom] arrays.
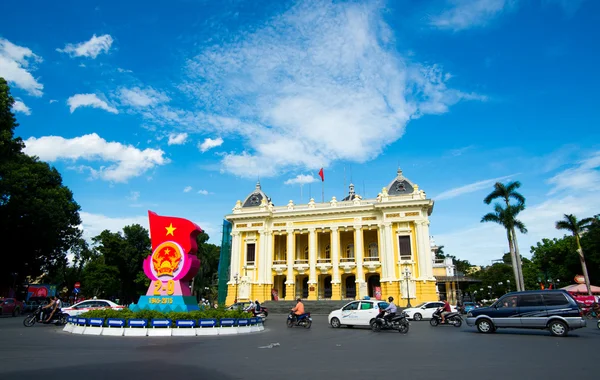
[[73, 288, 80, 294], [74, 282, 80, 289]]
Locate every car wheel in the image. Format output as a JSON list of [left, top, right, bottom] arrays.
[[330, 317, 341, 328], [476, 319, 494, 334], [413, 313, 422, 321], [548, 320, 568, 337]]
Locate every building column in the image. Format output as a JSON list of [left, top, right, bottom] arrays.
[[354, 225, 365, 299], [229, 232, 240, 283], [421, 221, 433, 279], [378, 224, 388, 281], [384, 223, 396, 281], [285, 229, 295, 300], [307, 228, 317, 300], [330, 227, 341, 300]]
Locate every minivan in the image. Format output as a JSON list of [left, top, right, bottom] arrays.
[[466, 290, 586, 337]]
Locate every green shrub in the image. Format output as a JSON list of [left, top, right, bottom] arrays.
[[78, 308, 252, 327]]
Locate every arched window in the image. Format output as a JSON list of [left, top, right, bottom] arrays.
[[325, 245, 331, 259], [346, 243, 354, 259], [368, 242, 378, 260]]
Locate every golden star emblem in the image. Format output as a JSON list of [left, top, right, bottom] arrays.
[[165, 223, 176, 236]]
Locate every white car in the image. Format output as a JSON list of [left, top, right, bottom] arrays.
[[61, 299, 125, 317], [403, 301, 457, 321], [328, 299, 391, 328]]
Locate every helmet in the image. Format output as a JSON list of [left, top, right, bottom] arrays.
[[296, 298, 302, 302], [388, 296, 394, 302]]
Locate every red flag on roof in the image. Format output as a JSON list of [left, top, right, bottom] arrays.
[[318, 168, 324, 182]]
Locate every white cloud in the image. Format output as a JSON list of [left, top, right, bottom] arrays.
[[198, 137, 223, 152], [49, 99, 57, 104], [12, 99, 31, 115], [435, 151, 600, 265], [167, 132, 188, 145], [119, 87, 169, 108], [117, 67, 133, 73], [0, 38, 44, 96], [284, 174, 317, 185], [173, 1, 484, 177], [184, 186, 192, 193], [435, 174, 517, 200], [79, 211, 148, 242], [80, 211, 218, 244], [197, 189, 209, 195], [430, 0, 512, 31], [127, 191, 140, 202], [57, 34, 113, 59], [67, 93, 118, 114], [546, 152, 600, 194], [23, 133, 169, 182]]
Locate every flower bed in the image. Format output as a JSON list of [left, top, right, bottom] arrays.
[[78, 308, 252, 327]]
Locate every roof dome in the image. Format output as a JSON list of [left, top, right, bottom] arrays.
[[242, 181, 272, 208], [386, 168, 415, 196], [342, 183, 361, 201]]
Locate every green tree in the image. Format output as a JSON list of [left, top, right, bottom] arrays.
[[483, 181, 527, 291], [92, 224, 151, 303], [44, 238, 94, 294], [81, 255, 120, 298], [0, 78, 82, 287], [556, 214, 595, 295], [481, 202, 527, 291], [193, 232, 221, 302]]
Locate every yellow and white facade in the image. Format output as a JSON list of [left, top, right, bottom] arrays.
[[224, 169, 438, 305]]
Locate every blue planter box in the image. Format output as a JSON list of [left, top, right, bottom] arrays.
[[249, 318, 258, 325], [128, 319, 148, 328], [237, 319, 250, 326], [106, 318, 126, 327], [77, 318, 87, 325], [88, 318, 104, 327], [219, 318, 237, 327], [198, 319, 217, 328], [151, 319, 171, 328], [175, 320, 196, 328]]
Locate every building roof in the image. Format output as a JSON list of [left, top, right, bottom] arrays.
[[341, 183, 361, 201], [241, 181, 272, 208], [386, 168, 416, 196]]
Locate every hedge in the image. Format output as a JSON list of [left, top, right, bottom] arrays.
[[78, 308, 252, 325]]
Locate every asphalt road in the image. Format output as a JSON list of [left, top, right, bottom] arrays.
[[0, 314, 599, 380]]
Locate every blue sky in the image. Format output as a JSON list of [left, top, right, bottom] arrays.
[[1, 0, 599, 265]]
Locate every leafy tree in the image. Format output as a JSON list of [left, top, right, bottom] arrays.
[[44, 238, 94, 294], [555, 214, 595, 295], [81, 255, 120, 298], [193, 231, 221, 302], [483, 181, 527, 291], [0, 78, 82, 288], [481, 202, 527, 291], [92, 224, 151, 303]]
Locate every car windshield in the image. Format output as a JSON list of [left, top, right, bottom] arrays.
[[413, 303, 427, 308]]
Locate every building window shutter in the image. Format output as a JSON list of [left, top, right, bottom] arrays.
[[246, 243, 256, 264], [398, 236, 412, 260]]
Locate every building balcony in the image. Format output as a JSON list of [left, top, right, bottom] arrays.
[[294, 259, 309, 274], [316, 262, 332, 273], [272, 260, 287, 275], [363, 258, 381, 273], [339, 258, 356, 273]]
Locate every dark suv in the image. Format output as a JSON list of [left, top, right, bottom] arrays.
[[466, 290, 586, 337]]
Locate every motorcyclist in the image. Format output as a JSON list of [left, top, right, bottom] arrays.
[[379, 297, 397, 325], [440, 299, 452, 324], [254, 300, 261, 313], [244, 301, 256, 314], [43, 296, 60, 323], [291, 298, 305, 322]]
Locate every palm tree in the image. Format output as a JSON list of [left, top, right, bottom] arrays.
[[481, 203, 528, 291], [555, 214, 594, 295], [484, 181, 527, 291]]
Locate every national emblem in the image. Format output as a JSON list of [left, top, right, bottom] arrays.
[[152, 242, 182, 277]]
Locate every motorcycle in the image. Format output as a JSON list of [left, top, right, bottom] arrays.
[[371, 310, 409, 333], [430, 308, 463, 328], [597, 319, 600, 330], [287, 311, 312, 328], [23, 306, 67, 327]]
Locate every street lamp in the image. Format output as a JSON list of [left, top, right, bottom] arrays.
[[506, 279, 511, 292], [487, 285, 492, 299], [403, 267, 412, 308], [233, 273, 239, 303]]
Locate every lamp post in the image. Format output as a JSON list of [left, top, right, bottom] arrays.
[[233, 273, 239, 303], [403, 267, 412, 308], [506, 279, 510, 292], [498, 282, 504, 295], [487, 285, 492, 299]]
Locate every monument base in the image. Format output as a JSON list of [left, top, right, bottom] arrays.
[[129, 296, 199, 312]]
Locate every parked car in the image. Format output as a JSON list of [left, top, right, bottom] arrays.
[[226, 302, 252, 311], [61, 299, 124, 317], [0, 298, 24, 316], [328, 299, 390, 328], [403, 301, 457, 321], [466, 290, 586, 337]]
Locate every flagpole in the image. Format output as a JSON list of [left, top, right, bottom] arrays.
[[300, 184, 303, 203], [309, 184, 312, 200], [321, 180, 324, 203]]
